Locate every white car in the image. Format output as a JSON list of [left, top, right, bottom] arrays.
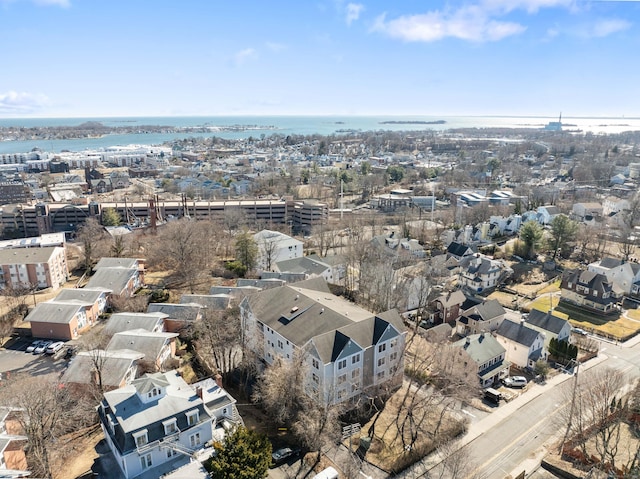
[[45, 341, 65, 355], [502, 376, 528, 388], [26, 340, 43, 353], [33, 340, 52, 354]]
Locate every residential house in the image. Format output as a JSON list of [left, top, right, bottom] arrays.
[[430, 290, 467, 325], [275, 256, 333, 283], [535, 205, 560, 225], [25, 301, 89, 340], [446, 241, 474, 261], [106, 329, 178, 371], [452, 333, 510, 388], [560, 269, 620, 314], [0, 246, 68, 291], [602, 197, 630, 216], [179, 294, 231, 311], [371, 232, 426, 263], [260, 271, 308, 284], [61, 349, 144, 393], [240, 277, 407, 406], [571, 202, 603, 222], [457, 254, 512, 293], [236, 278, 287, 290], [0, 407, 29, 478], [456, 299, 506, 336], [86, 258, 145, 299], [495, 319, 546, 369], [191, 376, 243, 441], [525, 309, 572, 351], [104, 312, 168, 336], [98, 371, 213, 479], [53, 288, 109, 323], [253, 230, 303, 271], [147, 303, 203, 334], [588, 257, 640, 296]]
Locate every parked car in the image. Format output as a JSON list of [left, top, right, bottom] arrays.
[[64, 345, 78, 359], [502, 376, 528, 388], [33, 340, 52, 354], [26, 340, 43, 353], [270, 446, 301, 468], [45, 341, 65, 355], [572, 327, 587, 336]]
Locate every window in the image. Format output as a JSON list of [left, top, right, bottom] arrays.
[[163, 419, 177, 435], [190, 432, 201, 447], [377, 371, 385, 380], [390, 352, 398, 361], [390, 338, 398, 348], [338, 359, 347, 370], [351, 353, 360, 364], [337, 389, 346, 400], [312, 358, 319, 369], [167, 449, 177, 458], [351, 368, 360, 379], [312, 373, 319, 384], [140, 454, 152, 469], [337, 374, 347, 385], [186, 410, 199, 426], [277, 340, 283, 349], [378, 357, 386, 367], [378, 343, 386, 353], [134, 430, 148, 447]]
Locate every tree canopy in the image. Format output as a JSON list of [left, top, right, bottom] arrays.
[[206, 427, 272, 479], [519, 220, 544, 259], [548, 214, 578, 259], [235, 230, 258, 274]]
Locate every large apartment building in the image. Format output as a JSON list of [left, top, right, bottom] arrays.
[[0, 246, 68, 290]]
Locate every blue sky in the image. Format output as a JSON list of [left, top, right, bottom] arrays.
[[0, 0, 638, 117]]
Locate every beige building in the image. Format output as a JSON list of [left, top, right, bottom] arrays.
[[0, 246, 68, 291]]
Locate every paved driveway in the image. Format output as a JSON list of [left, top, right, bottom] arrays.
[[0, 337, 68, 377]]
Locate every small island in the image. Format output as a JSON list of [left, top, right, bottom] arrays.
[[379, 120, 446, 125]]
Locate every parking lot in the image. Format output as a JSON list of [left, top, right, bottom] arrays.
[[0, 337, 69, 378]]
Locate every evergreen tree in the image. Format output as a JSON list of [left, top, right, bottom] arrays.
[[519, 220, 544, 259], [206, 427, 272, 479], [235, 230, 258, 274], [101, 207, 121, 226]]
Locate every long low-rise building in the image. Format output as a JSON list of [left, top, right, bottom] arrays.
[[0, 246, 68, 291]]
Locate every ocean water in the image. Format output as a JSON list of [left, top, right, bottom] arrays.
[[0, 115, 639, 154]]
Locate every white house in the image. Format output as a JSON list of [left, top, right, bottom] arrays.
[[602, 197, 630, 216], [98, 371, 213, 479], [253, 230, 303, 272], [452, 333, 510, 388], [456, 299, 506, 336], [588, 257, 640, 296], [240, 277, 407, 406], [536, 206, 560, 225], [525, 309, 572, 351], [495, 319, 546, 369], [458, 254, 512, 293]]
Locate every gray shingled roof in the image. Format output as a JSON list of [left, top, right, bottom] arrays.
[[236, 278, 286, 289], [93, 257, 140, 270], [104, 312, 168, 336], [54, 288, 106, 304], [24, 301, 83, 324], [62, 349, 144, 388], [147, 303, 202, 322], [275, 256, 330, 276], [496, 319, 541, 346], [106, 329, 177, 361], [526, 309, 569, 335], [86, 267, 137, 294], [453, 333, 505, 365], [463, 299, 505, 322], [180, 294, 231, 310], [0, 246, 60, 265]]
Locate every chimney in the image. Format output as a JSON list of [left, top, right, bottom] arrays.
[[195, 386, 203, 399], [215, 373, 223, 389]]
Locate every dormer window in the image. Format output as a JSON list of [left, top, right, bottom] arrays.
[[133, 429, 148, 447], [163, 419, 178, 435], [186, 410, 199, 426]]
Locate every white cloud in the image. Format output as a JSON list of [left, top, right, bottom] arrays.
[[233, 48, 257, 66], [265, 42, 286, 52], [591, 18, 631, 37], [480, 0, 575, 14], [345, 3, 364, 25], [372, 7, 525, 43], [0, 91, 49, 114]]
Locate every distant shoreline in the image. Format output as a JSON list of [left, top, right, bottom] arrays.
[[379, 120, 446, 125]]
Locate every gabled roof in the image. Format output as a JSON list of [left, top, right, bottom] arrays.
[[86, 267, 137, 294], [54, 288, 107, 304], [453, 333, 505, 365], [436, 290, 466, 308], [106, 329, 178, 361], [104, 312, 167, 336], [526, 309, 569, 335], [93, 257, 140, 270], [147, 302, 202, 321], [462, 299, 505, 322], [24, 301, 84, 324], [0, 246, 61, 265], [180, 294, 231, 310], [496, 319, 541, 347], [598, 257, 623, 269], [236, 278, 286, 289], [62, 349, 144, 388], [275, 256, 330, 276], [447, 241, 473, 258]]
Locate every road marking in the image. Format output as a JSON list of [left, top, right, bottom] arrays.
[[461, 409, 476, 418]]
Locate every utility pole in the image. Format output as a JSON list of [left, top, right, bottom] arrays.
[[559, 359, 580, 454]]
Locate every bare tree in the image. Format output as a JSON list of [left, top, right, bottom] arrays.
[[258, 235, 279, 271], [195, 307, 242, 380], [76, 217, 107, 273]]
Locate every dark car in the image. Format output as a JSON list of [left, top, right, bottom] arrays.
[[270, 446, 301, 468], [64, 345, 78, 359]]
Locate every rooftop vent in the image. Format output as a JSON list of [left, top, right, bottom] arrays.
[[291, 306, 299, 313]]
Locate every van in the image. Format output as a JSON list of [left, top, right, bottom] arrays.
[[312, 466, 339, 479], [484, 387, 501, 404]]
